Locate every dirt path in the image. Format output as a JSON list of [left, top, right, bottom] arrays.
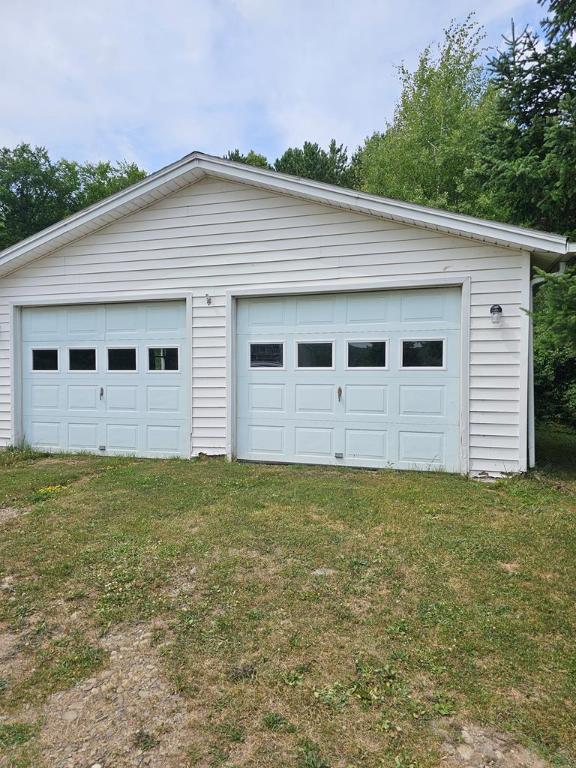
[[37, 625, 196, 768]]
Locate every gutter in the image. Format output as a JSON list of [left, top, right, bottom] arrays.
[[528, 258, 569, 468]]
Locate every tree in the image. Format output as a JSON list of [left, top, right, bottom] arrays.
[[476, 0, 576, 425], [72, 160, 146, 210], [357, 16, 491, 211], [0, 144, 146, 250], [225, 149, 271, 169], [0, 144, 76, 250], [533, 266, 576, 425], [474, 0, 576, 236], [274, 140, 357, 187]]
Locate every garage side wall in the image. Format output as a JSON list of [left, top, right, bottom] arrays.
[[0, 177, 530, 474]]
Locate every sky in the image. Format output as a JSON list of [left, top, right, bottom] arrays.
[[0, 0, 543, 173]]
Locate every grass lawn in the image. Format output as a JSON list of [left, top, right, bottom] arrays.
[[0, 426, 575, 767]]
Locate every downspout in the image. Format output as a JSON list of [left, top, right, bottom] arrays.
[[528, 258, 569, 468]]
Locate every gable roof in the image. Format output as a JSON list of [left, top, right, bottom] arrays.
[[0, 151, 573, 277]]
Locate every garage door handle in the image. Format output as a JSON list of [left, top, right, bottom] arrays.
[[337, 386, 342, 402], [99, 387, 104, 400]]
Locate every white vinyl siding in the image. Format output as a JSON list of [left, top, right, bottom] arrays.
[[0, 177, 530, 473]]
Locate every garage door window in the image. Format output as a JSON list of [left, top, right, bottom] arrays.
[[69, 348, 96, 371], [401, 339, 444, 368], [148, 347, 179, 371], [297, 342, 333, 369], [250, 342, 284, 368], [32, 349, 58, 371], [107, 348, 137, 371], [347, 341, 387, 368]]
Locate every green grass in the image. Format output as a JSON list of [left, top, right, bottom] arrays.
[[0, 426, 575, 767]]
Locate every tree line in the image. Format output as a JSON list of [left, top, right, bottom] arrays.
[[0, 0, 574, 424]]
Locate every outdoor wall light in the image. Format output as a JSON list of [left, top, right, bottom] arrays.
[[490, 304, 503, 324]]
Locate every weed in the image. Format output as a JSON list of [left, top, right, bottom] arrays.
[[262, 712, 294, 732], [133, 729, 159, 751], [313, 682, 350, 710], [297, 739, 330, 768], [431, 695, 456, 716], [227, 662, 257, 682], [281, 664, 309, 687], [31, 484, 66, 503], [218, 720, 245, 743], [0, 722, 36, 747]]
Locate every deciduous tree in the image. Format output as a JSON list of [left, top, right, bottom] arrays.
[[0, 144, 146, 250]]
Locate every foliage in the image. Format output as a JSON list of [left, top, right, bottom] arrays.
[[274, 139, 357, 187], [0, 144, 146, 250], [489, 0, 576, 427], [0, 722, 36, 747], [224, 148, 271, 169], [533, 266, 576, 425], [472, 0, 576, 236], [226, 140, 358, 187], [357, 16, 491, 211]]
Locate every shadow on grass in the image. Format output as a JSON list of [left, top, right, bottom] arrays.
[[536, 422, 576, 478]]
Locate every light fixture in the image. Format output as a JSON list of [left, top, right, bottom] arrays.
[[490, 304, 503, 324]]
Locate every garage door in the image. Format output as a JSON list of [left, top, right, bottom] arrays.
[[22, 301, 188, 457], [236, 288, 461, 471]]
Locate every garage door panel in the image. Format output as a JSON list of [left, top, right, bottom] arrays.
[[295, 426, 333, 457], [295, 385, 334, 413], [295, 295, 335, 325], [246, 424, 285, 454], [22, 307, 62, 339], [248, 383, 285, 412], [107, 423, 139, 452], [146, 425, 181, 454], [146, 386, 181, 413], [345, 385, 388, 415], [68, 422, 98, 450], [66, 306, 102, 336], [400, 290, 446, 322], [399, 385, 445, 416], [105, 304, 143, 335], [246, 298, 286, 328], [67, 385, 98, 411], [106, 385, 138, 411], [345, 428, 388, 460], [398, 430, 445, 466], [145, 302, 185, 333], [345, 292, 392, 324], [22, 301, 188, 458], [237, 288, 461, 471], [28, 420, 60, 448], [32, 384, 60, 410]]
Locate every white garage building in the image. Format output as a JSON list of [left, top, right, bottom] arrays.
[[0, 153, 572, 474]]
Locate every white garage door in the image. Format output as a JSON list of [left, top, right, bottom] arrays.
[[236, 288, 461, 471], [22, 301, 188, 457]]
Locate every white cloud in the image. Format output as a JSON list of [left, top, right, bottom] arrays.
[[0, 0, 539, 170]]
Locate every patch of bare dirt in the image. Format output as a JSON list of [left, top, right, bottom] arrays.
[[435, 721, 549, 768], [499, 562, 521, 574], [0, 626, 23, 675], [0, 507, 21, 524], [37, 624, 197, 768]]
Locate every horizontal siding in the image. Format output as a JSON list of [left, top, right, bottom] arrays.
[[0, 177, 530, 472]]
